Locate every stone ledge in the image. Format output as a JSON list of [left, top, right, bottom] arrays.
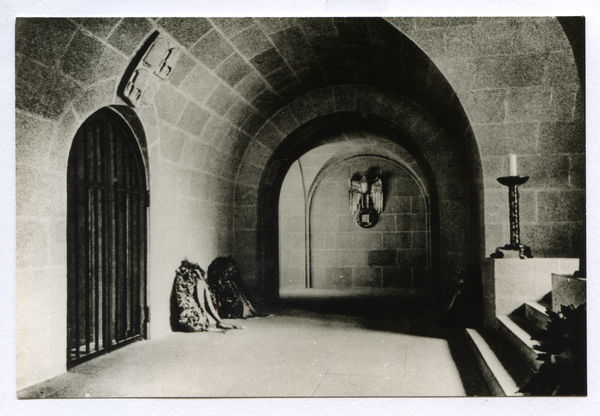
[[552, 273, 586, 312], [482, 257, 578, 327]]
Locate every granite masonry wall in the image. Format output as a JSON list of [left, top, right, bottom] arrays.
[[279, 161, 306, 289], [391, 17, 584, 258], [309, 156, 428, 291]]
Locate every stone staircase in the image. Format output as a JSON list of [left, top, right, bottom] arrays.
[[465, 297, 549, 396], [467, 259, 585, 396]]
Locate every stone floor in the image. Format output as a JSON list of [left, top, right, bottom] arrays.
[[18, 289, 490, 398]]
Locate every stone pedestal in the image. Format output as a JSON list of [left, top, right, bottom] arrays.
[[552, 274, 586, 312], [482, 258, 578, 329]]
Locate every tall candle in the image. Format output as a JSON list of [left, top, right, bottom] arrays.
[[509, 154, 517, 176]]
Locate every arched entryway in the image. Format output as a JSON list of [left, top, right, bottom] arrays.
[[256, 111, 458, 307], [278, 134, 433, 298], [230, 17, 491, 312], [66, 107, 149, 367]]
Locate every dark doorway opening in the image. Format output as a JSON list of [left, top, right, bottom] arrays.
[[67, 108, 148, 367]]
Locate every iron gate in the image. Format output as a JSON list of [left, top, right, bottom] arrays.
[[67, 108, 148, 367]]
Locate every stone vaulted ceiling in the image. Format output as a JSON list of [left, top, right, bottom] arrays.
[[158, 17, 423, 117]]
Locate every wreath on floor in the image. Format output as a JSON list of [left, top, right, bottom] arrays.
[[518, 303, 586, 396], [169, 259, 209, 332]]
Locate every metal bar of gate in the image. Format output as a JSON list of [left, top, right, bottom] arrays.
[[114, 132, 122, 343], [84, 122, 91, 356], [123, 147, 130, 338], [127, 151, 134, 338], [142, 186, 147, 338], [131, 170, 139, 335], [93, 122, 100, 352], [73, 133, 83, 362], [107, 119, 115, 348], [102, 120, 109, 352]]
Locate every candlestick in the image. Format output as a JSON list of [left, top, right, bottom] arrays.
[[509, 154, 517, 177], [490, 175, 533, 259]]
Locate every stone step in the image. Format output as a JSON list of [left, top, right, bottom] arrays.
[[496, 315, 541, 371], [523, 301, 550, 332], [539, 291, 552, 310], [465, 328, 526, 396]]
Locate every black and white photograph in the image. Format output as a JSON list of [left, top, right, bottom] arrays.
[[3, 1, 598, 415]]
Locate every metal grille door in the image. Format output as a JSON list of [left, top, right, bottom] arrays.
[[67, 109, 148, 367]]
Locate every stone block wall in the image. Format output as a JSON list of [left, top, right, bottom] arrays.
[[15, 19, 133, 389], [16, 17, 268, 389], [393, 17, 584, 258], [309, 157, 428, 290], [279, 161, 306, 289], [482, 258, 578, 328]]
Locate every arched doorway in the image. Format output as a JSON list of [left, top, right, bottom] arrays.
[[278, 137, 433, 297], [67, 108, 148, 367], [257, 113, 450, 307]]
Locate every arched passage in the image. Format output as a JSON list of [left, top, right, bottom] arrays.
[[67, 107, 149, 367], [235, 81, 485, 312], [252, 102, 480, 308], [279, 135, 434, 295]]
